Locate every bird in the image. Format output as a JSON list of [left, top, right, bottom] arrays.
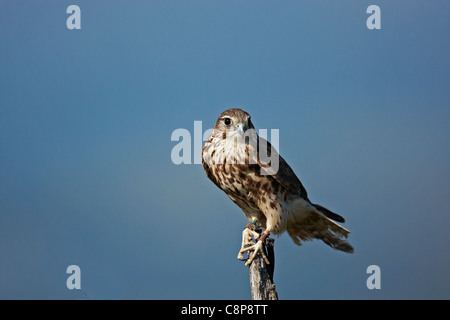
[[202, 108, 354, 266]]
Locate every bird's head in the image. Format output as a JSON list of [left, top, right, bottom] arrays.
[[213, 108, 255, 138]]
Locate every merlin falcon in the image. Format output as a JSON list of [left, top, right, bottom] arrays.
[[202, 108, 354, 266]]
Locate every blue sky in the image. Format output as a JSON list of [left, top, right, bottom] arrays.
[[0, 1, 449, 299]]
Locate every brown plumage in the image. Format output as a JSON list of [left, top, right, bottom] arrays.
[[202, 108, 353, 265]]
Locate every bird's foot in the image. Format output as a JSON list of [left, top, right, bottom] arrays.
[[242, 240, 270, 266], [237, 227, 260, 261], [237, 228, 270, 266]]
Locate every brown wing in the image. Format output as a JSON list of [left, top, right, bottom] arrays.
[[250, 136, 346, 223], [249, 136, 309, 200]]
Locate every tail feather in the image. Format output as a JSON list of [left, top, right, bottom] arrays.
[[313, 230, 354, 253], [286, 200, 354, 254], [312, 203, 345, 223]]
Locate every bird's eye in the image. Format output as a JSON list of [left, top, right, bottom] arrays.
[[223, 118, 232, 126]]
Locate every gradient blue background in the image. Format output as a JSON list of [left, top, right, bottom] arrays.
[[1, 0, 449, 299]]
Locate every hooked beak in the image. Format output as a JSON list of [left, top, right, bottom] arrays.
[[235, 123, 247, 135]]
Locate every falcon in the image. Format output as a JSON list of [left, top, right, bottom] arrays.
[[202, 108, 353, 266]]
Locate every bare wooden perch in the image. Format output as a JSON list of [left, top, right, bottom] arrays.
[[247, 235, 278, 300]]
